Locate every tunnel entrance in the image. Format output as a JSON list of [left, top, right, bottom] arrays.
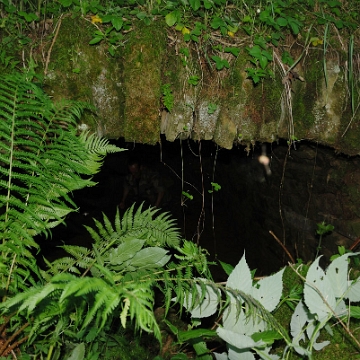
[[38, 137, 360, 278]]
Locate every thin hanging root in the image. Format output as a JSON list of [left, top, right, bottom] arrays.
[[269, 230, 295, 264]]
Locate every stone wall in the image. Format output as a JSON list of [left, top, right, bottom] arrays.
[[34, 17, 360, 155]]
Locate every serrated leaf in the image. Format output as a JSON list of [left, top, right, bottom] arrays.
[[290, 300, 313, 345], [184, 280, 220, 318], [228, 347, 255, 360], [325, 254, 350, 297], [304, 257, 336, 321], [251, 268, 284, 312], [346, 277, 360, 302], [214, 352, 228, 360], [217, 327, 263, 349], [227, 253, 252, 295]]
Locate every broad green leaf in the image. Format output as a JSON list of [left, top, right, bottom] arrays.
[[248, 45, 262, 59], [224, 47, 240, 57], [349, 305, 360, 318], [111, 17, 123, 31], [259, 56, 268, 70], [89, 36, 103, 45], [211, 17, 226, 30], [129, 247, 170, 268], [189, 0, 201, 11], [304, 257, 336, 321], [276, 17, 288, 27], [251, 330, 282, 346], [108, 239, 145, 265], [203, 0, 213, 9], [251, 268, 284, 312], [165, 11, 179, 26], [178, 328, 216, 342]]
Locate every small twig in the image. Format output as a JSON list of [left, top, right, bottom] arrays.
[[0, 322, 29, 356], [44, 14, 63, 76], [269, 230, 295, 264], [349, 237, 360, 251]]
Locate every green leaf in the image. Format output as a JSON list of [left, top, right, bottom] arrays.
[[165, 11, 179, 26], [224, 47, 240, 57], [210, 17, 226, 30], [189, 0, 201, 11], [89, 36, 103, 45], [259, 55, 268, 70], [288, 18, 300, 34], [65, 343, 85, 360], [251, 330, 283, 345], [218, 260, 233, 276], [129, 247, 170, 268], [58, 0, 73, 6], [349, 305, 360, 319], [276, 17, 288, 27], [178, 328, 216, 342], [111, 17, 123, 31], [108, 239, 145, 265]]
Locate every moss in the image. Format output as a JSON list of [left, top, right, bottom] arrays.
[[292, 57, 323, 137], [123, 20, 167, 144], [39, 16, 125, 138]]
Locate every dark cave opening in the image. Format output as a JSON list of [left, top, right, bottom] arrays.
[[37, 136, 360, 278]]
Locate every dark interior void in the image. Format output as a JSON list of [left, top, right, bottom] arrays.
[[38, 136, 360, 278]]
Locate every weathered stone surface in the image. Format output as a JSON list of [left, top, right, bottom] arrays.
[[37, 18, 359, 155]]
